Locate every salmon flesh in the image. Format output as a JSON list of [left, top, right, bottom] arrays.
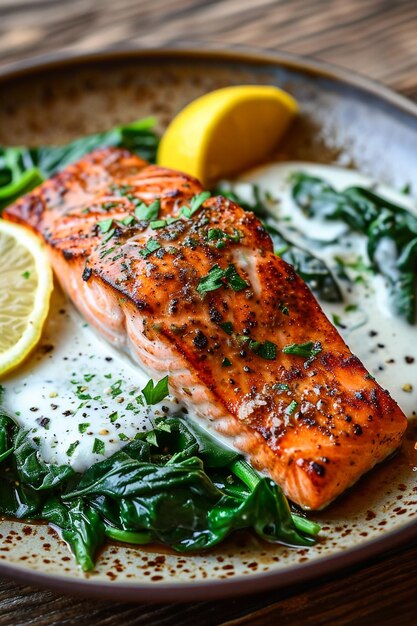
[[4, 147, 407, 510]]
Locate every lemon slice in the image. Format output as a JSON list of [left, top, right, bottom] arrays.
[[157, 85, 298, 186], [0, 219, 53, 377]]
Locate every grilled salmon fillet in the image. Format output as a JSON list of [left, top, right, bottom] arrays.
[[4, 147, 407, 510]]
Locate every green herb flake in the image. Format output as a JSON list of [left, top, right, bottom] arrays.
[[197, 264, 248, 295], [285, 400, 298, 415], [78, 423, 90, 434], [134, 199, 160, 221], [139, 238, 161, 258], [121, 215, 135, 227], [222, 357, 232, 367], [279, 302, 289, 315], [98, 218, 113, 234], [99, 246, 115, 259], [197, 264, 226, 294], [250, 340, 277, 360], [180, 191, 211, 219], [92, 438, 105, 455], [207, 227, 242, 248], [275, 383, 290, 392], [135, 395, 144, 406], [83, 374, 95, 383], [118, 433, 129, 441], [110, 380, 123, 399], [22, 271, 30, 280], [75, 386, 92, 401], [208, 228, 224, 241], [332, 314, 343, 327], [141, 375, 169, 405], [109, 411, 118, 423], [220, 322, 234, 335], [102, 228, 116, 243], [345, 304, 358, 313], [150, 219, 167, 230], [282, 341, 323, 359], [226, 265, 249, 291], [66, 441, 80, 457]]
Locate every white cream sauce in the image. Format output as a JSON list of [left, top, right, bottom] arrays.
[[1, 288, 183, 472], [2, 161, 417, 472]]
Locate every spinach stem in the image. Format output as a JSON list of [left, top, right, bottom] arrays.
[[230, 458, 261, 491], [292, 514, 321, 536], [104, 526, 153, 545], [231, 459, 320, 537]]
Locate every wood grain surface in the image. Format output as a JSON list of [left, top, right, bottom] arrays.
[[1, 1, 417, 624]]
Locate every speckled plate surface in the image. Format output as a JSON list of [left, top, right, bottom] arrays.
[[1, 44, 417, 602]]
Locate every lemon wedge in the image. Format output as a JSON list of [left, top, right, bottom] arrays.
[[0, 219, 53, 377], [157, 85, 298, 186]]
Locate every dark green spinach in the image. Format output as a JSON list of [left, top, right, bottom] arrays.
[[0, 117, 159, 211], [291, 172, 417, 323], [0, 411, 319, 571]]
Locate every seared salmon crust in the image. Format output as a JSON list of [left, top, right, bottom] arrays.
[[4, 147, 407, 510]]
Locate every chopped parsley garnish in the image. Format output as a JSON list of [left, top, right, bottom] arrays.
[[345, 304, 358, 313], [135, 394, 144, 406], [118, 433, 129, 441], [197, 264, 249, 294], [207, 227, 242, 248], [150, 219, 166, 229], [332, 314, 343, 327], [222, 357, 232, 367], [109, 411, 118, 423], [102, 228, 116, 243], [252, 340, 277, 360], [98, 218, 113, 233], [180, 191, 211, 219], [285, 400, 298, 415], [241, 338, 277, 360], [139, 238, 161, 258], [75, 386, 92, 401], [78, 423, 90, 434], [121, 215, 135, 227], [275, 383, 290, 392], [141, 375, 169, 405], [220, 322, 234, 335], [83, 374, 95, 382], [22, 271, 30, 279], [66, 441, 80, 457], [134, 199, 160, 221], [110, 380, 123, 398], [282, 341, 322, 359], [279, 302, 289, 315], [92, 438, 105, 455], [226, 265, 249, 291], [99, 246, 115, 259]]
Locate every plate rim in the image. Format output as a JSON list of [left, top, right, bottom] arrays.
[[1, 41, 417, 602]]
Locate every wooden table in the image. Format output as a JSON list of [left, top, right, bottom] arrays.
[[1, 1, 417, 624]]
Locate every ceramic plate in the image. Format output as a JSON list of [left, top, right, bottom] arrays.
[[1, 44, 417, 602]]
